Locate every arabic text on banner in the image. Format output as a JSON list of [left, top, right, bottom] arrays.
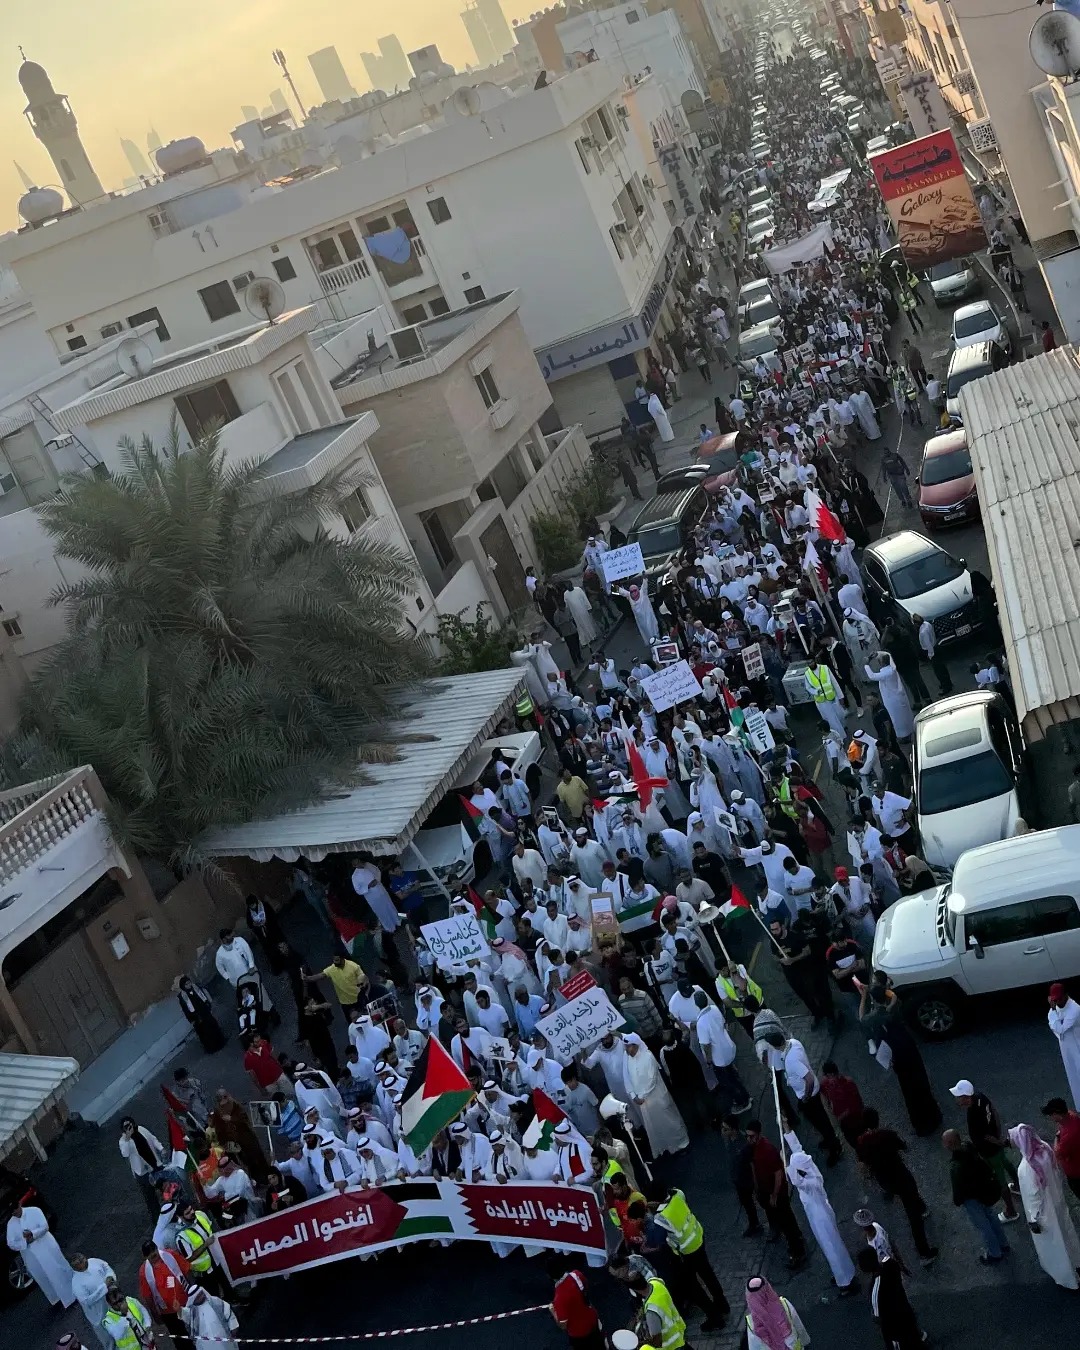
[[639, 660, 703, 714], [599, 542, 646, 584], [535, 986, 626, 1060], [420, 914, 490, 973], [213, 1180, 606, 1282]]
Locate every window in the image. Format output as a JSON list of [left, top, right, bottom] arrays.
[[272, 257, 297, 282], [1030, 895, 1080, 937], [60, 158, 73, 181], [312, 238, 343, 270], [338, 228, 362, 262], [198, 281, 241, 323], [2, 619, 22, 638], [174, 380, 242, 440], [428, 296, 451, 316], [474, 367, 501, 409], [596, 106, 616, 142], [966, 902, 1041, 949], [364, 215, 391, 236], [340, 488, 371, 533], [427, 197, 452, 224], [66, 336, 87, 352], [0, 474, 16, 494], [576, 140, 592, 174], [420, 509, 456, 570], [626, 7, 640, 20], [127, 307, 170, 342], [402, 304, 427, 325], [464, 285, 486, 304]]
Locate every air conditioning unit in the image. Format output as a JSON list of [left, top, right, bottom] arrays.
[[580, 135, 596, 149], [387, 326, 429, 362], [967, 118, 997, 153], [100, 321, 124, 338], [616, 104, 630, 121], [642, 175, 657, 194], [954, 69, 977, 96], [146, 209, 172, 236], [612, 220, 629, 233], [232, 271, 257, 291]]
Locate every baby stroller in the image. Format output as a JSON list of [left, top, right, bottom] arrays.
[[235, 968, 277, 1038]]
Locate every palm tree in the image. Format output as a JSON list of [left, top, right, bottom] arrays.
[[4, 422, 430, 866]]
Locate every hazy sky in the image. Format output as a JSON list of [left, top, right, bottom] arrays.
[[2, 0, 536, 230]]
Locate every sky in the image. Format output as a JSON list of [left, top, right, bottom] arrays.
[[2, 0, 538, 230]]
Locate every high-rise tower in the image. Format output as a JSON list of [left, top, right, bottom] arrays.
[[19, 58, 105, 206]]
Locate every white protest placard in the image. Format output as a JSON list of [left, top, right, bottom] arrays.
[[420, 913, 489, 973], [639, 659, 702, 714], [743, 707, 776, 754], [599, 542, 645, 584], [536, 986, 626, 1060], [742, 643, 765, 681]]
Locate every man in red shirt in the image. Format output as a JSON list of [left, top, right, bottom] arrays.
[[820, 1060, 866, 1148], [549, 1259, 604, 1349], [745, 1119, 806, 1268], [1042, 321, 1058, 354], [242, 1033, 292, 1096], [1043, 1097, 1080, 1200], [138, 1240, 191, 1337]]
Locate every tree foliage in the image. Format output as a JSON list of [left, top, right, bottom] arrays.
[[4, 422, 430, 867], [435, 604, 516, 675]]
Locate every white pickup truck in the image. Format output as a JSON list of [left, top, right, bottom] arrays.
[[873, 826, 1080, 1037]]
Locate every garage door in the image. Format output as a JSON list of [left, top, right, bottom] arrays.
[[550, 365, 627, 438]]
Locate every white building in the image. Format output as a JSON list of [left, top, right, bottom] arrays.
[[556, 1, 706, 108], [0, 63, 692, 435]]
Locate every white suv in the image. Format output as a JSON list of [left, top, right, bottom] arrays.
[[873, 827, 1080, 1037]]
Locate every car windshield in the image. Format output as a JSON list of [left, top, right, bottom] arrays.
[[918, 748, 1013, 814], [631, 522, 683, 557], [931, 260, 963, 280], [890, 549, 965, 599], [747, 299, 780, 324], [946, 364, 990, 400], [740, 331, 777, 359], [954, 309, 994, 338], [921, 448, 973, 486]]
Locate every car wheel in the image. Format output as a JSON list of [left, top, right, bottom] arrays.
[[908, 989, 960, 1039], [6, 1253, 34, 1296]]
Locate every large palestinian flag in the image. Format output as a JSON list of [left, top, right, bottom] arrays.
[[521, 1089, 588, 1176], [400, 1035, 474, 1154]]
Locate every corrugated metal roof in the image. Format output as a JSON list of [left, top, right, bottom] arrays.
[[0, 1052, 79, 1160], [201, 668, 527, 862], [959, 348, 1080, 737]]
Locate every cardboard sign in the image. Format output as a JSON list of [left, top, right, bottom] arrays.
[[536, 986, 626, 1059], [743, 708, 776, 754], [640, 660, 703, 714], [652, 640, 681, 666], [420, 914, 489, 973], [589, 890, 620, 942], [559, 970, 598, 1002], [599, 542, 646, 584], [742, 643, 765, 681]]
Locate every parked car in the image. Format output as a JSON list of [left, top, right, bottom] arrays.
[[743, 294, 782, 328], [927, 257, 980, 306], [865, 135, 890, 156], [860, 530, 992, 644], [1, 1166, 54, 1302], [913, 691, 1028, 870], [747, 186, 772, 212], [873, 826, 1080, 1037], [626, 484, 708, 584], [738, 278, 774, 318], [945, 339, 1009, 420], [413, 732, 543, 890], [737, 321, 781, 374], [700, 433, 741, 493], [951, 299, 1011, 354], [917, 429, 978, 528]]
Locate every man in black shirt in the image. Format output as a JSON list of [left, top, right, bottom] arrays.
[[769, 919, 835, 1026], [692, 841, 730, 897], [856, 1108, 937, 1264], [721, 1116, 762, 1236], [949, 1079, 1020, 1220]]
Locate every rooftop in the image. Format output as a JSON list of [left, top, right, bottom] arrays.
[[199, 668, 526, 861]]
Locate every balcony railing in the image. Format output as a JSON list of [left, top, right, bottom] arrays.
[[0, 766, 102, 884], [316, 257, 372, 295]]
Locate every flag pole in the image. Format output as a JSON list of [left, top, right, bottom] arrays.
[[770, 1068, 788, 1160]]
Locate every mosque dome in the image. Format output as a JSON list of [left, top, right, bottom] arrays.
[[18, 185, 64, 224], [18, 61, 55, 101]]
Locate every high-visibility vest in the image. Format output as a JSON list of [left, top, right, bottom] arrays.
[[103, 1299, 153, 1350], [644, 1278, 687, 1350], [716, 971, 762, 1018], [175, 1211, 215, 1273], [515, 693, 535, 719], [777, 775, 797, 818], [658, 1189, 704, 1255], [805, 666, 836, 703], [603, 1157, 624, 1225]]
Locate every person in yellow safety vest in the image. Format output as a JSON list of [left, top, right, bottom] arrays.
[[653, 1188, 730, 1332], [628, 1271, 688, 1350], [102, 1288, 157, 1350], [173, 1204, 225, 1297], [803, 660, 847, 738], [715, 962, 764, 1038], [774, 770, 797, 819], [515, 692, 536, 727]]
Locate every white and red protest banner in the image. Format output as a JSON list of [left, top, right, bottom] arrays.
[[213, 1180, 605, 1283]]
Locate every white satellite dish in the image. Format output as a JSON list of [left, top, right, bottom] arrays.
[[243, 276, 286, 326], [451, 85, 482, 116], [1029, 9, 1080, 78], [116, 335, 155, 380]]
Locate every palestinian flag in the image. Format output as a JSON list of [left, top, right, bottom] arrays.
[[400, 1035, 475, 1154], [719, 884, 754, 920], [459, 794, 483, 819], [163, 1106, 205, 1203], [722, 684, 747, 743], [521, 1090, 588, 1175]]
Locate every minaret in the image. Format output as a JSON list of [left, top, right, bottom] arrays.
[[19, 57, 105, 206]]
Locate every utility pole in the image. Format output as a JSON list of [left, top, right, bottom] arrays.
[[272, 49, 307, 120]]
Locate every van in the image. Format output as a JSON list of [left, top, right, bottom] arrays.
[[874, 826, 1080, 1037], [945, 340, 1008, 419], [626, 484, 708, 581]]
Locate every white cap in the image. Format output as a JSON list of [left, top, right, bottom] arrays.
[[731, 790, 744, 802], [950, 1079, 975, 1098]]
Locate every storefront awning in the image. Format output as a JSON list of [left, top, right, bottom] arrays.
[[0, 1052, 80, 1160]]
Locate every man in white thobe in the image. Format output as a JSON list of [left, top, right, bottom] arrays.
[[571, 829, 608, 887], [1049, 983, 1080, 1110], [786, 1151, 856, 1291], [214, 931, 256, 986], [180, 1288, 239, 1350], [70, 1254, 116, 1348], [5, 1205, 74, 1306]]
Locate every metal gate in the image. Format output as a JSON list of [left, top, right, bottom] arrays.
[[12, 932, 125, 1064], [481, 516, 529, 612]]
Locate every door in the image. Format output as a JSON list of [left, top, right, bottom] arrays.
[[12, 931, 124, 1064], [480, 516, 529, 613], [957, 900, 1057, 994], [1035, 894, 1080, 980]]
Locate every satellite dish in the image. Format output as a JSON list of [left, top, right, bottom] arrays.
[[1029, 9, 1080, 78], [243, 276, 286, 326], [451, 86, 482, 116], [116, 335, 155, 380]]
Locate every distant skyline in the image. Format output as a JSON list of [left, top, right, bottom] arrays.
[[2, 0, 533, 232]]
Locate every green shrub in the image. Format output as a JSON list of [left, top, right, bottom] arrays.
[[436, 605, 516, 674]]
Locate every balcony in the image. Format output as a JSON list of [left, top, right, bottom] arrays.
[[216, 401, 291, 469], [505, 425, 591, 562], [316, 257, 372, 296]]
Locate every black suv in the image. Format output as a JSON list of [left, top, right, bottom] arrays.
[[626, 485, 707, 581], [1, 1166, 54, 1302]]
